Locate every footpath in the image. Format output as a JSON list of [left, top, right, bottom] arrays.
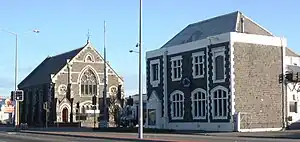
[[19, 127, 300, 141]]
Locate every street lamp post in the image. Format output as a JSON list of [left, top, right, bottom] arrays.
[[1, 29, 40, 128], [138, 0, 143, 139]]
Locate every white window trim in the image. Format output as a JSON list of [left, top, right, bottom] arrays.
[[192, 51, 205, 79], [170, 56, 183, 82], [212, 46, 226, 83], [211, 86, 228, 119], [170, 90, 184, 120], [150, 59, 160, 87], [191, 88, 206, 119]]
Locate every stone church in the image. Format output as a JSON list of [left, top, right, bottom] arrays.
[[17, 40, 124, 127]]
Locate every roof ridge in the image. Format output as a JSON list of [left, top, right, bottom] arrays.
[[189, 11, 239, 26], [50, 46, 85, 58]]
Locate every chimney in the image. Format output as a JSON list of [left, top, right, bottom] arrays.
[[241, 17, 245, 33]]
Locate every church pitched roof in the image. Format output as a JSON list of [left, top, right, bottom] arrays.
[[161, 11, 273, 48], [18, 44, 86, 89]]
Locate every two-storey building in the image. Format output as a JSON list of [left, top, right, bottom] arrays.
[[145, 11, 300, 132]]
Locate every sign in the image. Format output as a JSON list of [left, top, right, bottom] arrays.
[[2, 99, 14, 113]]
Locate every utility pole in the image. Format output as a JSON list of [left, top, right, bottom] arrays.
[[138, 0, 143, 139], [103, 21, 108, 127]]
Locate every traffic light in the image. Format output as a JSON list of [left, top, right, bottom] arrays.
[[10, 91, 14, 101], [15, 90, 24, 102], [279, 74, 283, 83], [285, 72, 293, 82], [76, 102, 80, 109], [92, 95, 97, 105], [117, 85, 122, 101]]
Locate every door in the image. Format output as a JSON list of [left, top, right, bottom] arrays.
[[62, 108, 68, 122]]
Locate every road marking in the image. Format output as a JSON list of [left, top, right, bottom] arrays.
[[0, 140, 7, 142], [7, 132, 16, 135]]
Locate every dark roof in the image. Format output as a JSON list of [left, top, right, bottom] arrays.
[[286, 48, 300, 57], [287, 65, 300, 73], [18, 45, 85, 89], [161, 11, 273, 48]]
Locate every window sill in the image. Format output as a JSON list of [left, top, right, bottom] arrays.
[[212, 116, 227, 119], [192, 116, 206, 120], [171, 117, 184, 120], [171, 78, 181, 82], [193, 75, 204, 79], [213, 78, 225, 83]]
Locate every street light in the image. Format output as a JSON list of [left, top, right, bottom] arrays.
[[1, 28, 40, 128], [129, 49, 139, 53], [137, 0, 143, 139]]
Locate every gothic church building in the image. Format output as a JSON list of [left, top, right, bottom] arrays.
[[18, 41, 124, 127]]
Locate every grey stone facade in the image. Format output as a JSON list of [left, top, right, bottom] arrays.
[[18, 42, 124, 127], [233, 42, 283, 129]]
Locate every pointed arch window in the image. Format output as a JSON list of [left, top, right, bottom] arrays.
[[80, 69, 97, 96]]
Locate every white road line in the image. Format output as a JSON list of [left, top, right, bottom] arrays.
[[0, 140, 7, 142]]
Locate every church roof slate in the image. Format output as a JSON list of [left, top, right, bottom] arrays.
[[18, 44, 86, 89]]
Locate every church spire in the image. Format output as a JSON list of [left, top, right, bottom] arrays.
[[86, 29, 91, 43]]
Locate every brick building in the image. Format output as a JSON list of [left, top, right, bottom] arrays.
[[145, 11, 300, 132], [17, 40, 124, 127]]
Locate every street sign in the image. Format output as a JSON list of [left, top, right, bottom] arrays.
[[15, 90, 24, 102]]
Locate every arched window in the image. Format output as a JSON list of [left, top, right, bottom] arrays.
[[212, 47, 225, 83], [80, 69, 97, 96], [191, 88, 206, 119], [211, 86, 228, 119], [84, 54, 94, 62], [170, 90, 184, 120]]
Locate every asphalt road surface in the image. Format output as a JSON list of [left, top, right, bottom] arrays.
[[0, 131, 299, 142]]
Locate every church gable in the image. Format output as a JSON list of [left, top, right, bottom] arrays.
[[73, 45, 104, 63]]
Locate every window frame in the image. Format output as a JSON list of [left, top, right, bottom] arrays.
[[191, 88, 207, 119], [147, 109, 156, 126], [212, 46, 226, 83], [169, 90, 184, 120], [170, 56, 183, 82], [192, 51, 205, 79], [150, 59, 160, 87], [289, 101, 298, 113], [211, 86, 228, 119], [80, 69, 98, 96]]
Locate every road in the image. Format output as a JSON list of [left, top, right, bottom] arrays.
[[0, 131, 299, 142]]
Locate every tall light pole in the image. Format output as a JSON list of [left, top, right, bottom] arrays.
[[1, 29, 40, 128], [138, 0, 143, 139], [103, 21, 108, 128]]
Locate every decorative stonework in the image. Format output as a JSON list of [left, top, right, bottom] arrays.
[[58, 84, 67, 95]]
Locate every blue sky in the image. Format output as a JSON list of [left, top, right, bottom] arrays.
[[0, 0, 299, 96]]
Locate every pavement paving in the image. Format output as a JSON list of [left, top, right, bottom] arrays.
[[1, 126, 300, 141], [19, 130, 300, 142]]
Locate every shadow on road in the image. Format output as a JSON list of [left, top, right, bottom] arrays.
[[23, 131, 171, 142]]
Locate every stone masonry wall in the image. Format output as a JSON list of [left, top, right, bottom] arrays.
[[233, 42, 283, 129]]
